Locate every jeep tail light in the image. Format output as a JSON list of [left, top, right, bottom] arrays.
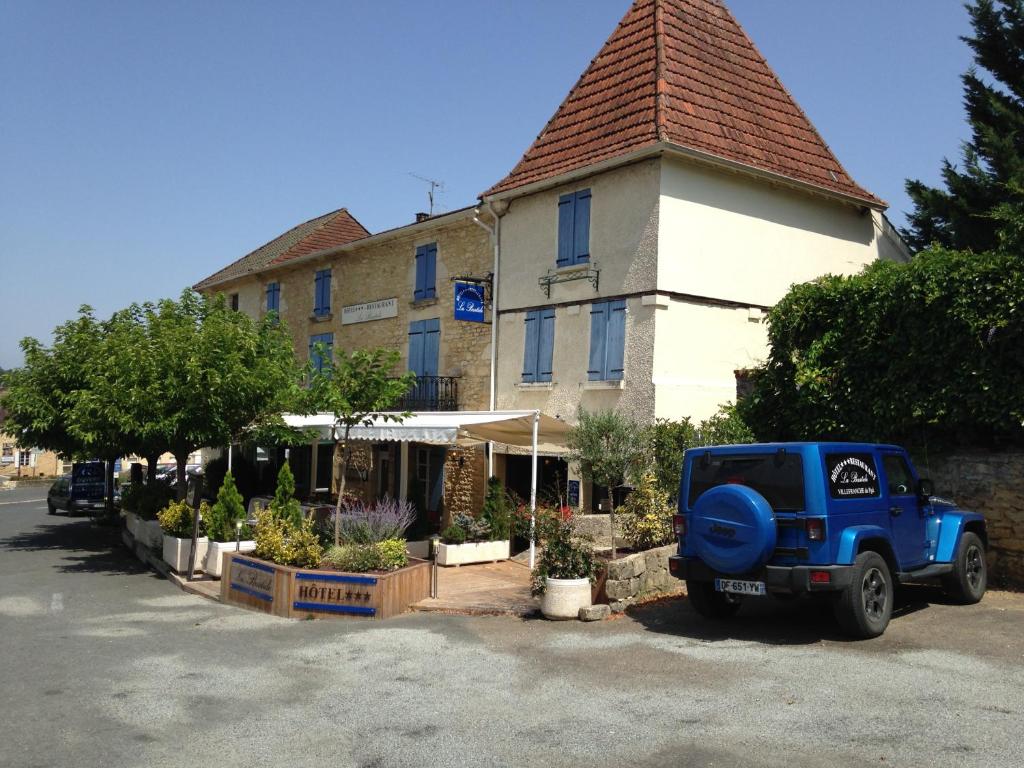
[[810, 570, 831, 584], [806, 518, 825, 541], [673, 514, 686, 538]]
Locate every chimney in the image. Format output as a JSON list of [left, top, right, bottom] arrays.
[[415, 212, 430, 222]]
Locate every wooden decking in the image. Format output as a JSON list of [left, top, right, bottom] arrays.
[[411, 560, 539, 617]]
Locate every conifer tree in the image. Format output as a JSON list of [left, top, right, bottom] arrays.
[[207, 470, 246, 542], [904, 0, 1024, 253], [269, 461, 303, 529]]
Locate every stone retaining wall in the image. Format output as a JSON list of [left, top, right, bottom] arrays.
[[602, 543, 682, 611], [572, 513, 625, 548], [917, 451, 1024, 589]]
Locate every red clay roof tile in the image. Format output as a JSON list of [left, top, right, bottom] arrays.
[[485, 0, 881, 206]]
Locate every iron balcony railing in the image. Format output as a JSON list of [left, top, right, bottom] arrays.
[[390, 375, 459, 412]]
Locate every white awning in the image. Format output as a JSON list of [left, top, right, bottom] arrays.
[[283, 410, 570, 453]]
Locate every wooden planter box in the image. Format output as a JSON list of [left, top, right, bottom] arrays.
[[437, 540, 511, 566], [220, 552, 430, 620]]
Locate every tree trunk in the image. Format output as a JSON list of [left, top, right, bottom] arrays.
[[146, 454, 159, 484], [608, 487, 617, 560], [105, 456, 116, 516], [333, 426, 353, 547], [175, 452, 188, 500]]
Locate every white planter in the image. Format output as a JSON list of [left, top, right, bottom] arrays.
[[437, 540, 511, 566], [204, 540, 257, 578], [124, 511, 140, 538], [162, 535, 209, 573], [541, 577, 592, 620], [137, 519, 164, 549]]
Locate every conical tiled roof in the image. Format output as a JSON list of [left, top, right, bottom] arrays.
[[485, 0, 882, 206]]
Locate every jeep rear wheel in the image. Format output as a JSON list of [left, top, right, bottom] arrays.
[[686, 581, 741, 620], [942, 532, 986, 604], [833, 552, 892, 639]]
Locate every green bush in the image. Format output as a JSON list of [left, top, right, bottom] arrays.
[[122, 481, 176, 520], [269, 462, 303, 528], [441, 523, 466, 544], [205, 471, 248, 542], [740, 248, 1024, 449], [649, 418, 695, 499], [619, 471, 673, 550], [531, 511, 596, 596], [252, 506, 322, 568], [481, 476, 513, 540], [321, 538, 408, 573], [157, 499, 209, 538]]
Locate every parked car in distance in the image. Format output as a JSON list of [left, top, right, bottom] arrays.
[[669, 443, 988, 638], [47, 461, 109, 516]]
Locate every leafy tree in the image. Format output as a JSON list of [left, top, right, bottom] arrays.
[[904, 0, 1024, 252], [308, 347, 415, 546], [565, 408, 648, 559], [269, 461, 303, 528]]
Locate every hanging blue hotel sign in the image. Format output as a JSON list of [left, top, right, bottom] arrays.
[[454, 282, 485, 322]]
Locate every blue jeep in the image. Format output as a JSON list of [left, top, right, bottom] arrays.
[[668, 443, 987, 638]]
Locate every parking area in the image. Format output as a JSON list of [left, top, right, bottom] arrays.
[[2, 487, 1022, 768]]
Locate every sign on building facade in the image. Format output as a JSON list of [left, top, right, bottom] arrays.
[[454, 282, 485, 323], [341, 298, 399, 325]]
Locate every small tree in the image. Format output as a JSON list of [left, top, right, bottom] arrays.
[[481, 476, 513, 540], [269, 461, 303, 528], [565, 408, 648, 559], [649, 418, 696, 500], [308, 347, 416, 546], [206, 470, 246, 542]]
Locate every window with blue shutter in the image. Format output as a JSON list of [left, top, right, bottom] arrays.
[[408, 318, 440, 376], [266, 282, 280, 313], [556, 189, 591, 267], [314, 269, 331, 316], [587, 299, 626, 381], [414, 243, 437, 301], [522, 308, 555, 383], [308, 333, 334, 374]]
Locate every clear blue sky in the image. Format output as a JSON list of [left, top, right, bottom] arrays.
[[0, 0, 973, 369]]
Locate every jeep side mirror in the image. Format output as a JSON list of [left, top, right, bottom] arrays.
[[917, 478, 934, 501]]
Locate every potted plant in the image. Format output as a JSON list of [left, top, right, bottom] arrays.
[[531, 508, 597, 620], [122, 480, 175, 547], [158, 499, 210, 573], [203, 471, 255, 577]]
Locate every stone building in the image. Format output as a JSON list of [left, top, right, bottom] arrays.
[[476, 0, 910, 510], [194, 207, 494, 529]]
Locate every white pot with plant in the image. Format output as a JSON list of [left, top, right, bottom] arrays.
[[533, 510, 597, 620], [158, 499, 209, 573], [437, 478, 513, 566], [202, 471, 255, 578]]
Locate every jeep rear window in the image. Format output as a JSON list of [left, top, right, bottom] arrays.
[[688, 453, 805, 512]]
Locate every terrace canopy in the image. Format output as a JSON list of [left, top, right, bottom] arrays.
[[282, 410, 572, 567]]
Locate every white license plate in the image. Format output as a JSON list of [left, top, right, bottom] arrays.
[[714, 578, 766, 596]]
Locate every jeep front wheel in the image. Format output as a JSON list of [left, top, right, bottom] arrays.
[[942, 532, 987, 604], [833, 552, 892, 639], [686, 581, 741, 620]]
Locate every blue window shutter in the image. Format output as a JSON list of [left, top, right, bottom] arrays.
[[557, 194, 574, 267], [322, 270, 331, 313], [538, 307, 555, 382], [408, 320, 425, 375], [606, 299, 626, 380], [313, 272, 322, 313], [309, 333, 333, 373], [314, 270, 331, 315], [414, 246, 427, 301], [588, 301, 607, 381], [424, 243, 437, 299], [423, 317, 440, 377], [573, 189, 591, 263], [522, 310, 540, 382]]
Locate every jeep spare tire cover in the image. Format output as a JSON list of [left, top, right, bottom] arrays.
[[691, 484, 776, 575]]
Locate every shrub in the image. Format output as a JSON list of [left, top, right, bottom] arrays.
[[336, 496, 416, 545], [252, 506, 323, 568], [694, 403, 754, 446], [157, 499, 209, 538], [452, 512, 491, 542], [481, 476, 513, 539], [531, 513, 596, 596], [269, 462, 303, 528], [441, 523, 466, 545], [205, 471, 248, 542], [619, 471, 673, 550], [649, 418, 695, 500], [122, 480, 175, 520], [321, 538, 408, 573]]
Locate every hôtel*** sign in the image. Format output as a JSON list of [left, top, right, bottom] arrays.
[[341, 297, 398, 326]]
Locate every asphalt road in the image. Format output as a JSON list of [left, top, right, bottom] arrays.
[[2, 485, 1022, 768]]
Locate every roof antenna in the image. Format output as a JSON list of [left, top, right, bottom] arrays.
[[408, 173, 445, 216]]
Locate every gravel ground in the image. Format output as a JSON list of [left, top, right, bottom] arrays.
[[2, 486, 1022, 768]]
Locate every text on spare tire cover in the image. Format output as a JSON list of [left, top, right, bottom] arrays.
[[826, 453, 880, 498]]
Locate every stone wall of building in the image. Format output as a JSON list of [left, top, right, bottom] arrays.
[[918, 451, 1024, 589], [442, 444, 487, 525], [602, 544, 681, 611]]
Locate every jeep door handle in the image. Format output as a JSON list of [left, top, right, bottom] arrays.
[[889, 506, 902, 517]]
